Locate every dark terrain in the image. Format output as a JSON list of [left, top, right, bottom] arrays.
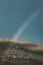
[[0, 39, 43, 65]]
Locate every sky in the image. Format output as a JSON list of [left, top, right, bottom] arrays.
[[0, 0, 43, 44]]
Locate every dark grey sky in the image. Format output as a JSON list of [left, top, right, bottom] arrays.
[[0, 0, 43, 44]]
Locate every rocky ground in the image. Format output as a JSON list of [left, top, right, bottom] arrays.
[[0, 39, 43, 65]]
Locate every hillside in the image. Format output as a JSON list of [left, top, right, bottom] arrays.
[[0, 39, 43, 65]]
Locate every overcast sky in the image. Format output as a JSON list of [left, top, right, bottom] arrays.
[[0, 0, 43, 44]]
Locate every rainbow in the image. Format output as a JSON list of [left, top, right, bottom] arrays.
[[12, 7, 42, 40]]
